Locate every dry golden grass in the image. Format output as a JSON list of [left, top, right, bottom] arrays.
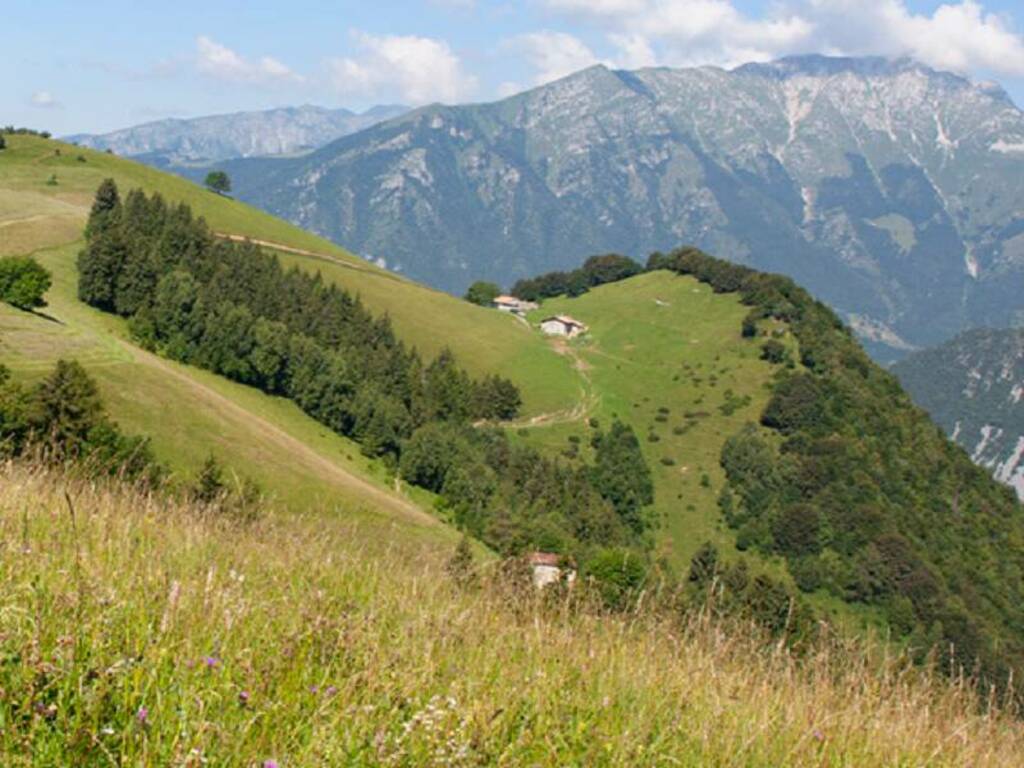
[[1, 462, 1021, 766]]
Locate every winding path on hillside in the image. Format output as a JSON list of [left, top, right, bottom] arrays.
[[213, 233, 408, 283], [498, 340, 599, 429], [132, 345, 435, 527]]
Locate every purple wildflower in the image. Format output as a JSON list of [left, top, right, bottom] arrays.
[[813, 729, 825, 742], [238, 690, 250, 706], [136, 706, 149, 725], [325, 685, 338, 697], [309, 685, 319, 694], [203, 656, 220, 669], [263, 761, 278, 768]]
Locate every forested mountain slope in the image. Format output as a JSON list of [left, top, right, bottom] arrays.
[[210, 55, 1024, 360], [895, 328, 1024, 500]]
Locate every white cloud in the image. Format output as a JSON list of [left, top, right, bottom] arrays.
[[538, 0, 1024, 77], [195, 36, 303, 85], [797, 1, 1024, 76], [327, 31, 477, 104], [497, 80, 525, 99], [608, 33, 658, 69], [30, 90, 61, 109], [510, 31, 603, 85], [541, 0, 810, 66]]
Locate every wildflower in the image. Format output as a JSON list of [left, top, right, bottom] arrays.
[[309, 685, 319, 694], [263, 761, 278, 768], [203, 656, 220, 669], [813, 729, 825, 742], [136, 706, 149, 725], [325, 685, 338, 697], [238, 690, 250, 706], [100, 726, 115, 736]]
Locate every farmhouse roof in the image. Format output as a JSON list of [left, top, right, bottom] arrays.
[[494, 295, 522, 305], [542, 315, 587, 328]]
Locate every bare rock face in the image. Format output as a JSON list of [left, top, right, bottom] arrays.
[[895, 328, 1024, 500], [210, 56, 1024, 362]]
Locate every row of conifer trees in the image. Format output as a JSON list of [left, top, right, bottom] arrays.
[[76, 180, 656, 565]]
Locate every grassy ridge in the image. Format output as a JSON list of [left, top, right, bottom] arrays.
[[3, 463, 1022, 766], [517, 272, 778, 570]]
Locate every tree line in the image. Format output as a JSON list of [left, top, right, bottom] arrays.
[[510, 253, 644, 302]]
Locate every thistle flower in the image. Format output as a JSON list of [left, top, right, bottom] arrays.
[[238, 690, 250, 706]]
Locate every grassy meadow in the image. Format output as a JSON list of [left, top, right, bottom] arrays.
[[0, 134, 578, 419], [518, 272, 779, 570], [2, 463, 1022, 766]]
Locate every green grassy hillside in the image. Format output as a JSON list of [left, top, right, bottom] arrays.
[[0, 134, 462, 542], [517, 272, 779, 569], [0, 134, 578, 417]]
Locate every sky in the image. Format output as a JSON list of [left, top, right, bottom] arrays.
[[5, 0, 1024, 135]]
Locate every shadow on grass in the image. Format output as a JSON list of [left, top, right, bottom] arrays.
[[7, 305, 65, 325]]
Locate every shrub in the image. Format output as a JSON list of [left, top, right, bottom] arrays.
[[760, 339, 788, 364], [584, 547, 647, 609], [0, 256, 52, 310], [464, 281, 500, 306]]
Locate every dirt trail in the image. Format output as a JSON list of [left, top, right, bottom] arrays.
[[500, 341, 599, 430], [121, 341, 435, 527], [0, 214, 52, 229], [213, 233, 407, 283]]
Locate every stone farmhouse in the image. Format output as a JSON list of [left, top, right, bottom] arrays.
[[527, 552, 577, 589], [540, 315, 588, 338], [492, 295, 538, 316]]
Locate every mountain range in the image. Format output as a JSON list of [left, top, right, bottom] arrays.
[[190, 55, 1024, 362], [65, 104, 408, 167], [894, 328, 1024, 500]]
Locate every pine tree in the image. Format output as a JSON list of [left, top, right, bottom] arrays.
[[85, 178, 121, 239], [78, 228, 128, 310], [30, 360, 105, 455], [590, 420, 654, 534]]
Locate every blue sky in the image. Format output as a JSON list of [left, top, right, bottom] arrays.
[[5, 1, 1024, 134]]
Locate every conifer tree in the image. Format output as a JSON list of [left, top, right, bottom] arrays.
[[590, 420, 654, 534]]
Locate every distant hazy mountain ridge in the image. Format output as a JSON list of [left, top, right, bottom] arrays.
[[894, 328, 1024, 500], [211, 55, 1024, 359], [66, 104, 408, 165]]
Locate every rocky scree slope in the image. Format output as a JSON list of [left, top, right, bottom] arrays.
[[894, 328, 1024, 500]]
